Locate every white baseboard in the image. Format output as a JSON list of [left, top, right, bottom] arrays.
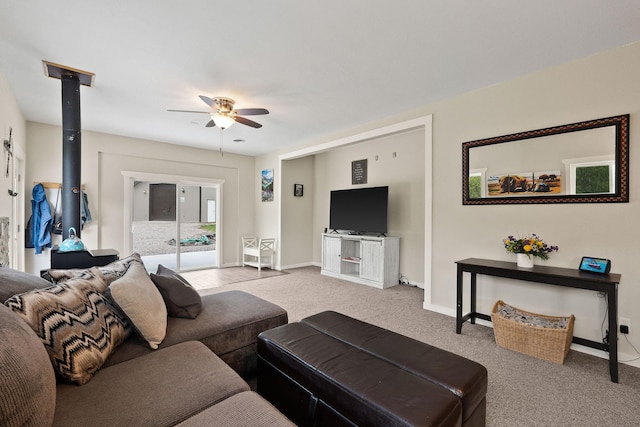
[[280, 262, 315, 270], [422, 301, 640, 369], [222, 262, 241, 268]]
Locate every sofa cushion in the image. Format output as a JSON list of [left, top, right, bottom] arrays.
[[0, 304, 56, 427], [54, 341, 249, 427], [98, 252, 144, 284], [0, 267, 51, 303], [103, 290, 288, 378], [43, 252, 144, 285], [107, 260, 167, 349], [175, 391, 295, 427], [3, 268, 130, 385], [150, 264, 202, 319], [41, 267, 86, 284]]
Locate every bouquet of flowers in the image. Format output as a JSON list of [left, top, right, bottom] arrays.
[[503, 233, 559, 260]]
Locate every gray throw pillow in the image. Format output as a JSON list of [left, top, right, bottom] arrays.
[[107, 261, 167, 349], [0, 267, 52, 303], [150, 264, 202, 319]]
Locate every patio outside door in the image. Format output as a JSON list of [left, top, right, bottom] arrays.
[[131, 180, 219, 272]]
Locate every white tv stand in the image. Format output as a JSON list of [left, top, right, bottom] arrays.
[[321, 233, 400, 289]]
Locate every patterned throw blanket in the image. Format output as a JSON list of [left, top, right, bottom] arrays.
[[495, 301, 570, 329]]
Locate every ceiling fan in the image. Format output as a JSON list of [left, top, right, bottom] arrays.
[[168, 96, 269, 129]]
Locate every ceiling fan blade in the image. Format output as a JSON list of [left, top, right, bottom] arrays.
[[167, 109, 209, 114], [234, 108, 269, 116], [199, 95, 216, 108], [234, 116, 262, 128], [205, 120, 217, 128]]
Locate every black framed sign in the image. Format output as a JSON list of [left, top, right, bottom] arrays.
[[294, 184, 303, 197], [352, 159, 368, 185]]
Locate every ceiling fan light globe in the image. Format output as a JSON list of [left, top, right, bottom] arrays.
[[212, 113, 235, 129]]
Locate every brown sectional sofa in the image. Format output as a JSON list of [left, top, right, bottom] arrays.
[[0, 265, 294, 427]]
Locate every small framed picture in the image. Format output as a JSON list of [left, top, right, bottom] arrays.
[[294, 184, 303, 197]]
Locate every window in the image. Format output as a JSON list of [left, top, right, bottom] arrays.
[[564, 157, 615, 195], [575, 165, 612, 194], [468, 169, 487, 199]]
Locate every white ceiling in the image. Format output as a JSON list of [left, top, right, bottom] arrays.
[[1, 1, 640, 156]]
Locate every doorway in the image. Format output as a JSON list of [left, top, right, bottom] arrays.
[[9, 143, 25, 270], [125, 172, 223, 273]]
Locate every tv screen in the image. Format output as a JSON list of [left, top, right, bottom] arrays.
[[330, 186, 388, 234]]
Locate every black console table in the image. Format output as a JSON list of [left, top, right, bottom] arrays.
[[455, 258, 621, 383], [51, 248, 119, 269]]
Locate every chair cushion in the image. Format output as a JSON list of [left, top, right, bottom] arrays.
[[150, 264, 202, 319], [0, 304, 56, 427], [107, 260, 167, 349], [4, 268, 131, 385]]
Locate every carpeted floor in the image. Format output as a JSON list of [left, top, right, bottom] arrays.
[[194, 265, 640, 426]]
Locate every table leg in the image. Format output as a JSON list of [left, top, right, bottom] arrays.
[[470, 273, 477, 325], [608, 285, 619, 383], [456, 265, 463, 334]]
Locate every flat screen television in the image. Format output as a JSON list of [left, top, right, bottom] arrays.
[[329, 186, 388, 234]]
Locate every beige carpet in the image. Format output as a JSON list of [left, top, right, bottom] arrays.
[[181, 266, 285, 290], [196, 266, 640, 427]]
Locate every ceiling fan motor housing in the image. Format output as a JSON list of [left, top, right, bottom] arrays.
[[213, 97, 235, 113]]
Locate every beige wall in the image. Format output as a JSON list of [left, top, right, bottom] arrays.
[[25, 122, 255, 273], [312, 130, 425, 284], [262, 41, 640, 365], [280, 156, 315, 269], [425, 42, 639, 362], [8, 41, 640, 364]]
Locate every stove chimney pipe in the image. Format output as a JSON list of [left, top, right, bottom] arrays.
[[61, 73, 82, 240], [43, 61, 94, 241]]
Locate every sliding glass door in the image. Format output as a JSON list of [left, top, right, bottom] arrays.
[[131, 179, 219, 272]]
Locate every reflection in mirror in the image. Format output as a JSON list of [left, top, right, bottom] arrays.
[[462, 115, 629, 205]]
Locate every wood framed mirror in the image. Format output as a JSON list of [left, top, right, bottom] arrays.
[[462, 114, 629, 205]]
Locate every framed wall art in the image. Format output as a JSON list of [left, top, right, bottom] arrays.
[[261, 168, 274, 202]]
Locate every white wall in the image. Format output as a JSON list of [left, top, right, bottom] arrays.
[[25, 122, 255, 273], [0, 72, 26, 270], [132, 181, 150, 221], [254, 153, 281, 264]]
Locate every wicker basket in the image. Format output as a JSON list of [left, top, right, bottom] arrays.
[[491, 300, 575, 364]]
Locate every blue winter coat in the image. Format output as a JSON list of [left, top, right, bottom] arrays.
[[31, 183, 53, 254]]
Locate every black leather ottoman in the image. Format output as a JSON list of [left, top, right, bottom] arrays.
[[257, 311, 487, 427]]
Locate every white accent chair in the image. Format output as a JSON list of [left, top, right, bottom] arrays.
[[242, 236, 276, 271]]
